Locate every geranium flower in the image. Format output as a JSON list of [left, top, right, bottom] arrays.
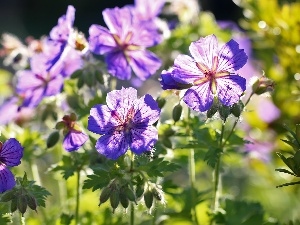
[[167, 34, 247, 112], [56, 113, 88, 152], [0, 138, 24, 193], [88, 87, 160, 160], [88, 6, 161, 80]]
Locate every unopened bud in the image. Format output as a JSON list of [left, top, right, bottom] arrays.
[[11, 198, 18, 213], [26, 194, 37, 211], [172, 104, 183, 122], [218, 104, 231, 122], [119, 190, 129, 209], [124, 186, 136, 204], [230, 101, 244, 117], [144, 190, 153, 209], [252, 76, 275, 95], [47, 131, 60, 148], [207, 100, 218, 118], [99, 187, 112, 206], [18, 195, 28, 216], [156, 97, 166, 109], [135, 183, 145, 199], [110, 190, 120, 213]]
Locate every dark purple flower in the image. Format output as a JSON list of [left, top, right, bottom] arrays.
[[0, 138, 24, 193], [88, 87, 160, 160], [169, 34, 247, 112], [88, 6, 161, 80], [57, 113, 88, 152]]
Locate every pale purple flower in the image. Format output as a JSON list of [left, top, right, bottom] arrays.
[[166, 34, 247, 112], [88, 87, 160, 160], [49, 5, 75, 42], [0, 138, 24, 193], [16, 68, 64, 108], [133, 0, 165, 21], [88, 6, 161, 80]]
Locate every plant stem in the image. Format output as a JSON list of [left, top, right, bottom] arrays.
[[186, 108, 200, 225], [212, 123, 225, 213], [75, 169, 81, 225], [20, 214, 25, 225], [129, 152, 135, 225], [189, 148, 200, 225]]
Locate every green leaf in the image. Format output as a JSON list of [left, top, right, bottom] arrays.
[[223, 199, 264, 225], [275, 168, 296, 176], [60, 213, 74, 225], [204, 147, 222, 168], [82, 170, 111, 191]]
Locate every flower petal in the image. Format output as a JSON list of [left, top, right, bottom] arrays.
[[183, 83, 213, 112], [217, 39, 248, 72], [0, 138, 23, 167], [128, 50, 161, 80], [133, 94, 160, 125], [130, 126, 158, 154], [0, 165, 16, 193], [173, 54, 204, 84], [216, 75, 246, 106], [88, 104, 119, 135], [106, 51, 131, 80], [95, 133, 129, 160], [88, 25, 116, 55], [63, 131, 88, 152], [189, 34, 218, 69], [160, 69, 193, 90], [102, 7, 132, 41], [106, 87, 137, 112]]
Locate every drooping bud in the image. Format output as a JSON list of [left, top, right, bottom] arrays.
[[252, 76, 275, 95], [18, 194, 28, 216], [172, 104, 183, 122], [110, 190, 120, 213], [207, 99, 218, 118], [218, 104, 231, 122], [99, 186, 112, 206], [144, 189, 153, 209], [156, 97, 166, 109], [230, 100, 244, 117], [124, 186, 137, 204], [47, 131, 60, 148], [119, 189, 129, 209], [26, 194, 37, 212], [0, 190, 15, 202], [10, 197, 18, 213]]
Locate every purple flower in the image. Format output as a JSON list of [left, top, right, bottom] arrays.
[[16, 69, 64, 108], [133, 0, 165, 21], [88, 6, 161, 80], [58, 113, 88, 152], [0, 138, 24, 193], [49, 5, 75, 42], [167, 34, 247, 112], [88, 87, 160, 160]]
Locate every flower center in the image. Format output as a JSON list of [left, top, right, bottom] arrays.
[[111, 107, 135, 134], [193, 56, 230, 93]]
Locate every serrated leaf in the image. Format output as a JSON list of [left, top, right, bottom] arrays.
[[82, 172, 110, 191], [204, 148, 222, 168]]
